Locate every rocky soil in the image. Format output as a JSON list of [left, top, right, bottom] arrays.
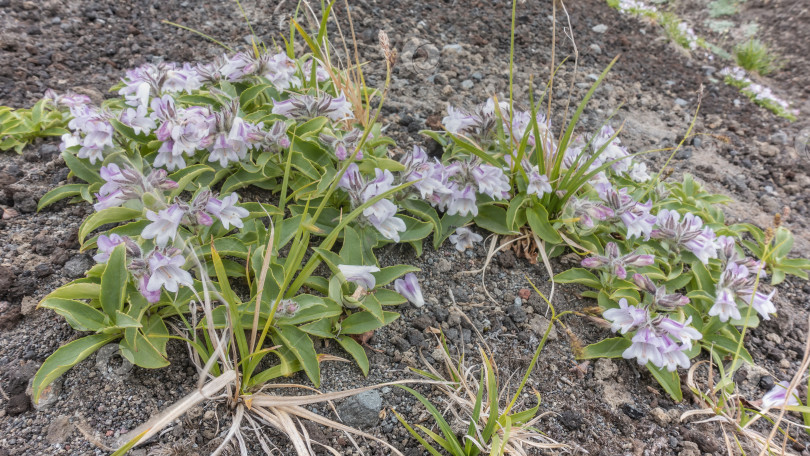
[[1, 0, 809, 455]]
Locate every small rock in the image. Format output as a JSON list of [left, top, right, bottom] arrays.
[[20, 296, 37, 316], [461, 79, 474, 90], [528, 315, 557, 340], [592, 24, 608, 33], [621, 404, 644, 420], [95, 344, 134, 381], [46, 416, 73, 444], [0, 301, 22, 330], [760, 375, 775, 390], [518, 288, 531, 300], [437, 258, 452, 273], [678, 441, 700, 456], [337, 390, 383, 428], [0, 265, 14, 296], [589, 43, 602, 54], [757, 142, 779, 158], [558, 410, 584, 430], [34, 263, 53, 278], [675, 147, 693, 160], [63, 255, 92, 278], [674, 98, 688, 106], [28, 375, 62, 409], [593, 358, 618, 380], [650, 407, 679, 426], [6, 393, 29, 415]]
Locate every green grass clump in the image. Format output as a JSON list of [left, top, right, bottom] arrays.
[[734, 39, 780, 76]]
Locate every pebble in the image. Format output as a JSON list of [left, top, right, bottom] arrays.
[[437, 258, 452, 273], [592, 24, 608, 33], [593, 358, 618, 380], [63, 254, 92, 278], [589, 43, 602, 54], [674, 98, 688, 106], [461, 79, 474, 90], [337, 390, 383, 428]]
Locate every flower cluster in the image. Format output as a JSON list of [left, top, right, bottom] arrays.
[[604, 297, 701, 371], [92, 163, 248, 301], [720, 67, 799, 120], [339, 164, 407, 242], [651, 209, 717, 264], [581, 242, 655, 279], [710, 236, 775, 322], [56, 52, 342, 171]]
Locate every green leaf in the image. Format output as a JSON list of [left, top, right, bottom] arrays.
[[31, 334, 117, 403], [526, 204, 562, 244], [120, 327, 169, 369], [109, 118, 150, 144], [702, 334, 754, 365], [553, 268, 601, 288], [38, 184, 87, 211], [40, 281, 101, 303], [100, 245, 128, 317], [79, 207, 143, 244], [647, 363, 683, 402], [340, 311, 399, 334], [373, 265, 420, 288], [62, 150, 103, 184], [336, 335, 369, 376], [274, 324, 320, 387], [168, 164, 214, 197], [580, 337, 631, 359], [473, 204, 515, 235], [39, 298, 107, 332]]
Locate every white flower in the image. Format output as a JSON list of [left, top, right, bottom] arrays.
[[394, 273, 425, 307], [206, 193, 249, 230], [142, 204, 185, 247], [448, 227, 483, 252], [146, 250, 193, 293], [338, 264, 380, 289]]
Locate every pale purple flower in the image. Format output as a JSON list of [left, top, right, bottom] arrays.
[[272, 92, 353, 121], [206, 193, 249, 230], [620, 199, 656, 240], [581, 242, 654, 279], [655, 316, 702, 350], [93, 189, 127, 211], [142, 204, 185, 247], [93, 234, 126, 263], [153, 141, 186, 171], [303, 59, 330, 83], [658, 336, 691, 372], [623, 327, 664, 367], [372, 214, 407, 242], [651, 209, 718, 264], [709, 288, 742, 322], [449, 227, 483, 252], [146, 250, 193, 293], [446, 184, 478, 217], [761, 381, 800, 409], [442, 106, 476, 134], [628, 162, 650, 182], [394, 273, 425, 307], [338, 264, 380, 289], [602, 298, 648, 334], [738, 289, 777, 320], [119, 104, 157, 135], [99, 163, 129, 196], [60, 132, 81, 152], [633, 274, 690, 309], [525, 166, 552, 198], [472, 164, 510, 200], [139, 274, 162, 303], [320, 129, 362, 161]]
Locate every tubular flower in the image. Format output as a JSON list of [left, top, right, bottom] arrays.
[[338, 265, 380, 290], [581, 242, 654, 279], [394, 273, 425, 307], [449, 227, 483, 252]]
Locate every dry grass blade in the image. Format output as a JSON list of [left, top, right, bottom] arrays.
[[115, 370, 237, 449]]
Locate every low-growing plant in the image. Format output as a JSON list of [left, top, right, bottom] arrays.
[[719, 67, 799, 121], [0, 97, 69, 153], [734, 38, 781, 76]]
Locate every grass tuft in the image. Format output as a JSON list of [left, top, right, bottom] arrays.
[[734, 38, 781, 76]]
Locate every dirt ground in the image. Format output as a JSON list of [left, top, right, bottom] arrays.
[[1, 0, 809, 455]]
